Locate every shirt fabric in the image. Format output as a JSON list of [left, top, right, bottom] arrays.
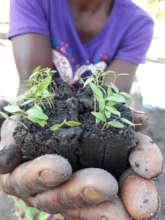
[[9, 0, 154, 83]]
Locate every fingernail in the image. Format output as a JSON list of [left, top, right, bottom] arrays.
[[38, 169, 58, 187], [82, 187, 102, 204]]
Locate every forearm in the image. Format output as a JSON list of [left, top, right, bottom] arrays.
[[12, 34, 53, 95], [104, 59, 138, 93]]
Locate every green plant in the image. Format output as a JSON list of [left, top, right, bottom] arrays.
[[2, 67, 81, 129], [50, 120, 81, 131], [3, 67, 55, 127], [83, 66, 134, 129], [15, 198, 46, 220]]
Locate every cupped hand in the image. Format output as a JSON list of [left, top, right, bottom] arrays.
[[0, 109, 163, 220]]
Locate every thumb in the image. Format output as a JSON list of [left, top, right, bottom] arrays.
[[0, 99, 9, 129], [0, 118, 22, 174]]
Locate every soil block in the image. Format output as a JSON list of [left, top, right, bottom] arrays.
[[13, 80, 137, 179]]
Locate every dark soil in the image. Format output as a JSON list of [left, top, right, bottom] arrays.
[[13, 80, 137, 179]]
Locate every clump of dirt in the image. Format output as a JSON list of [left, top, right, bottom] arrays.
[[13, 80, 137, 179]]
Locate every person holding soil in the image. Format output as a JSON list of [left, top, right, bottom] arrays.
[[0, 0, 163, 219]]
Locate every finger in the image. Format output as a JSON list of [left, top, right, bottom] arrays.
[[0, 118, 22, 174], [120, 169, 160, 220], [26, 168, 118, 213], [0, 99, 9, 129], [129, 133, 163, 179], [0, 154, 72, 197], [131, 108, 149, 131], [64, 198, 130, 220]]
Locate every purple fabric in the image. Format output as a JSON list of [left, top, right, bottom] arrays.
[[9, 0, 154, 75]]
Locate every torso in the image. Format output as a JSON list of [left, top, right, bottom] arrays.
[[68, 0, 113, 42]]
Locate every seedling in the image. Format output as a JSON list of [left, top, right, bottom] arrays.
[[83, 66, 134, 129], [3, 67, 55, 127], [50, 120, 81, 131], [2, 67, 81, 129]]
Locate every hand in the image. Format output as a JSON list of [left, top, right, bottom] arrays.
[[0, 99, 9, 129], [0, 109, 163, 220]]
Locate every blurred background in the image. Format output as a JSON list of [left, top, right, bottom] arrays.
[[0, 0, 165, 219]]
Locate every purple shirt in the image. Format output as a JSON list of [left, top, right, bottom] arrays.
[[9, 0, 153, 83]]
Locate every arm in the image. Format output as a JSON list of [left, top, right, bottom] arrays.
[[105, 59, 138, 93], [104, 13, 154, 93], [12, 34, 53, 94]]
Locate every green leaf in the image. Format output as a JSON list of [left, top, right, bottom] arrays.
[[98, 86, 106, 95], [90, 82, 103, 100], [105, 110, 111, 119], [98, 96, 105, 112], [15, 94, 26, 102], [100, 71, 115, 78], [21, 99, 34, 106], [90, 65, 98, 76], [108, 120, 125, 128], [110, 83, 119, 93], [26, 105, 48, 120], [26, 105, 48, 127], [106, 94, 126, 103], [50, 122, 64, 131], [4, 104, 23, 113], [37, 212, 48, 220], [107, 86, 112, 97], [91, 112, 106, 123], [84, 77, 94, 88], [105, 106, 121, 117], [120, 118, 134, 126], [31, 65, 41, 75], [89, 83, 105, 112], [26, 116, 47, 127], [120, 92, 132, 100], [0, 111, 9, 119], [64, 121, 81, 127], [42, 90, 55, 99]]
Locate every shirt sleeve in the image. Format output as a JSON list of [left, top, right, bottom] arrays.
[[115, 15, 154, 64], [8, 0, 49, 39]]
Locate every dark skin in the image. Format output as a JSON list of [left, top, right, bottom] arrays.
[[13, 0, 137, 94], [0, 0, 159, 219]]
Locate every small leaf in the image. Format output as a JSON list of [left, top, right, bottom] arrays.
[[98, 86, 106, 95], [26, 115, 47, 127], [98, 98, 105, 112], [90, 83, 103, 100], [26, 105, 48, 120], [110, 83, 119, 93], [42, 90, 55, 99], [84, 77, 94, 88], [65, 121, 81, 127], [120, 92, 132, 100], [108, 120, 125, 128], [50, 120, 66, 131], [32, 65, 41, 75], [120, 118, 134, 126], [15, 94, 26, 102], [101, 71, 115, 78], [107, 86, 112, 97], [106, 106, 121, 117], [91, 112, 106, 123], [50, 123, 63, 131], [106, 94, 126, 103], [96, 118, 101, 124], [105, 110, 111, 119], [0, 111, 9, 119], [37, 212, 48, 220], [4, 104, 23, 113]]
